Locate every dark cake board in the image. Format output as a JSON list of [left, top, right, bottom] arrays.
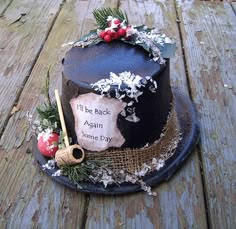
[[33, 88, 200, 195]]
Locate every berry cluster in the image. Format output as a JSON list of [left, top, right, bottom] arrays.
[[99, 17, 133, 43]]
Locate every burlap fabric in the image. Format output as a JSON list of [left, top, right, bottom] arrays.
[[86, 104, 182, 174]]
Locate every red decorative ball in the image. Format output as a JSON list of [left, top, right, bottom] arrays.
[[37, 132, 59, 157], [104, 34, 112, 42], [118, 28, 126, 37], [99, 31, 106, 39]]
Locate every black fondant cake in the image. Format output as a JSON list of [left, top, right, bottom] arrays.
[[33, 8, 199, 195], [62, 41, 172, 150]]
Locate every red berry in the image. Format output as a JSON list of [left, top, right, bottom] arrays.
[[113, 32, 120, 40], [107, 30, 114, 37], [104, 34, 112, 42], [99, 31, 106, 39], [114, 19, 121, 24], [118, 28, 126, 37], [37, 132, 59, 157]]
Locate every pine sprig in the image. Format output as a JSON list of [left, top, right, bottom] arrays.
[[36, 66, 61, 132], [42, 66, 52, 107], [61, 159, 110, 183], [93, 7, 128, 30], [36, 103, 60, 131]]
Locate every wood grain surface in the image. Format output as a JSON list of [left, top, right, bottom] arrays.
[[0, 0, 13, 14], [0, 0, 63, 135], [177, 1, 236, 228]]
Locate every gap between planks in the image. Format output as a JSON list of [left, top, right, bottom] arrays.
[[0, 0, 14, 16]]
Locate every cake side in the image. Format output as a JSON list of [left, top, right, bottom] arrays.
[[62, 41, 172, 150]]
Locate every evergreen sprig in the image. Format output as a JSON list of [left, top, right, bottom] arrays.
[[36, 103, 60, 131], [36, 66, 61, 132], [93, 7, 128, 30], [42, 66, 52, 107], [61, 159, 110, 183]]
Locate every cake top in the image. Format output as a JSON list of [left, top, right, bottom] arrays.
[[63, 41, 164, 85], [63, 7, 176, 64], [63, 8, 175, 88]]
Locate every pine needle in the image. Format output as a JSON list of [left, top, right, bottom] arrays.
[[61, 159, 111, 184], [42, 65, 52, 107], [36, 103, 60, 131], [93, 7, 128, 30]]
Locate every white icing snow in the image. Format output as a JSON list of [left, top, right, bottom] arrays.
[[52, 170, 62, 177], [37, 128, 53, 141], [92, 71, 157, 102], [42, 159, 56, 170], [125, 112, 140, 122], [91, 71, 158, 123]]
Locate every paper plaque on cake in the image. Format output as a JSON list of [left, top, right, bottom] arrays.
[[70, 93, 126, 151]]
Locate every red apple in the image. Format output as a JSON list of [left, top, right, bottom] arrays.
[[37, 132, 59, 157]]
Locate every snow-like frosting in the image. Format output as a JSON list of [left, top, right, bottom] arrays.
[[92, 71, 157, 102], [91, 71, 157, 123], [37, 128, 53, 141]]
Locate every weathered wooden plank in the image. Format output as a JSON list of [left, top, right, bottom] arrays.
[[0, 143, 88, 228], [232, 2, 236, 11], [0, 0, 13, 14], [0, 0, 63, 136], [85, 0, 207, 228], [177, 1, 236, 228], [0, 0, 119, 227]]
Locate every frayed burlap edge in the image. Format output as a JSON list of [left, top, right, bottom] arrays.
[[86, 104, 182, 174]]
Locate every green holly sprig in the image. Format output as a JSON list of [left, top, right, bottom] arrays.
[[93, 7, 128, 30]]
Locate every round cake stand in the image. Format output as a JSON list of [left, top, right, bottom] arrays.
[[32, 88, 200, 195]]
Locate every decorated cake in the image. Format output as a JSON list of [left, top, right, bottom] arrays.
[[32, 8, 199, 195], [62, 41, 171, 151]]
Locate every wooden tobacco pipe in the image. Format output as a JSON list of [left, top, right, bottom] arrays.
[[54, 89, 85, 166]]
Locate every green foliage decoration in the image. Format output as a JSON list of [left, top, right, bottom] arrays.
[[36, 66, 61, 132], [93, 7, 128, 30]]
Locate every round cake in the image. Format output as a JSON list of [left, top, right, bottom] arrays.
[[62, 41, 172, 151], [32, 8, 199, 195]]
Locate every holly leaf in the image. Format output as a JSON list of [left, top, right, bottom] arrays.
[[79, 30, 97, 41], [87, 38, 103, 47]]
